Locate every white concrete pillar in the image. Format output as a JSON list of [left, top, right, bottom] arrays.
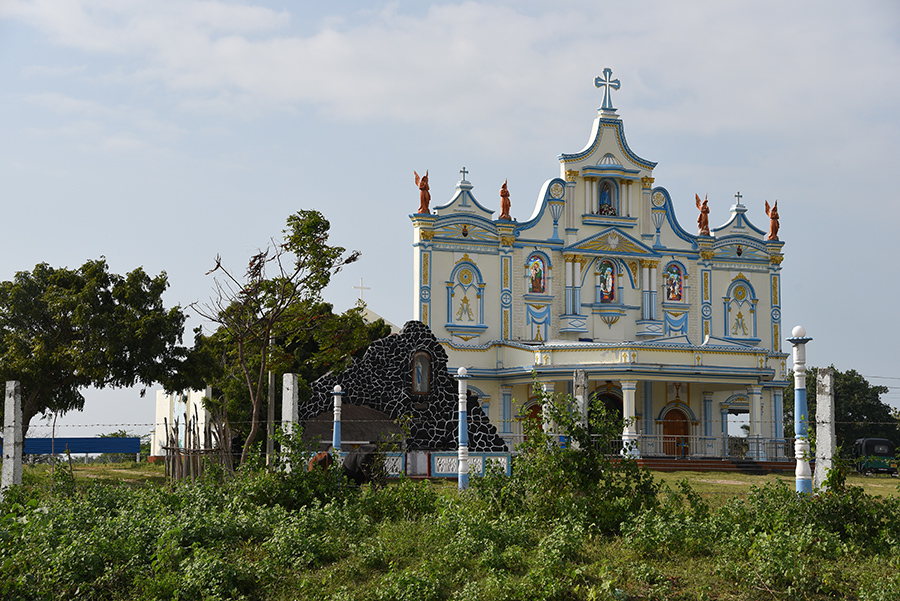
[[584, 178, 591, 215], [814, 367, 836, 490], [621, 380, 638, 457], [2, 381, 23, 496], [572, 256, 582, 315], [747, 385, 764, 459], [541, 382, 555, 435], [573, 370, 589, 429], [649, 264, 658, 320], [625, 180, 632, 216], [565, 257, 574, 314], [282, 374, 299, 435]]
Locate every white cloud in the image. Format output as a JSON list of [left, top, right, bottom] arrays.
[[7, 1, 899, 136]]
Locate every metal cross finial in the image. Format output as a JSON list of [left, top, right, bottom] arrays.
[[353, 278, 371, 301], [459, 166, 469, 181], [734, 191, 743, 205], [594, 68, 620, 110]]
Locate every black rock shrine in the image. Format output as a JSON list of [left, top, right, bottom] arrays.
[[302, 320, 508, 452]]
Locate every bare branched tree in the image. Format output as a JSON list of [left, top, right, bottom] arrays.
[[191, 210, 359, 465]]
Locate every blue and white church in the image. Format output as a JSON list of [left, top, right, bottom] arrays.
[[410, 71, 789, 459]]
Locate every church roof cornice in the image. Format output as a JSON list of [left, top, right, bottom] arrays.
[[558, 118, 657, 170]]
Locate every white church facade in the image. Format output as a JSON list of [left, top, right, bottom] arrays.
[[410, 71, 789, 459]]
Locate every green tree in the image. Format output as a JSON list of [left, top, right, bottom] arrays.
[[0, 259, 191, 439], [783, 366, 899, 453], [203, 301, 391, 452], [192, 210, 360, 465]]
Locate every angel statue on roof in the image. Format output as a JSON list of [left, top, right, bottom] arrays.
[[695, 194, 710, 236], [765, 200, 779, 241], [415, 170, 431, 214]]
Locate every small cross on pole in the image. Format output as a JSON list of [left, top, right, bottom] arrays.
[[353, 278, 371, 301], [594, 68, 620, 110], [734, 191, 743, 205], [459, 166, 469, 182]]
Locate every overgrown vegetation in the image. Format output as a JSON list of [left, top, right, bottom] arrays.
[[3, 391, 900, 600]]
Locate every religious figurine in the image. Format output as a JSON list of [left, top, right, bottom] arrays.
[[415, 170, 431, 214], [695, 194, 710, 236], [499, 180, 511, 220], [529, 257, 544, 293], [765, 200, 779, 241]]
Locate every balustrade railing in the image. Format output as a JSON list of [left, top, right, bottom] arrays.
[[502, 432, 796, 461]]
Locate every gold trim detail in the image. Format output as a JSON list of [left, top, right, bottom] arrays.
[[700, 250, 715, 261], [500, 235, 515, 246], [772, 276, 779, 305], [422, 253, 429, 283], [565, 170, 579, 182], [456, 253, 473, 265], [770, 255, 784, 265], [600, 314, 620, 328], [641, 176, 655, 189], [627, 261, 639, 284]]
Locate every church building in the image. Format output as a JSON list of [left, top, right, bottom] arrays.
[[410, 70, 789, 459]]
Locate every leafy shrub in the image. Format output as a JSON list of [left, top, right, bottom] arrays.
[[472, 380, 659, 533], [375, 568, 442, 601], [354, 477, 438, 522]]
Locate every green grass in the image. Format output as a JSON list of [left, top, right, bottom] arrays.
[[653, 470, 900, 499]]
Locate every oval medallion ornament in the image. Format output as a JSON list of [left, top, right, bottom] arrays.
[[652, 191, 666, 207], [701, 305, 712, 318], [771, 308, 781, 321], [550, 182, 565, 199], [459, 269, 473, 286]]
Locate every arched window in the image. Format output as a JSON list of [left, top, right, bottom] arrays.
[[598, 260, 615, 303], [664, 264, 683, 302], [527, 255, 545, 294]]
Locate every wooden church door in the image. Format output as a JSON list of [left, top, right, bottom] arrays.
[[663, 409, 689, 458]]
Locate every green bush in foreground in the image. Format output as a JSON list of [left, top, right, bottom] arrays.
[[3, 399, 900, 600], [471, 381, 660, 533]]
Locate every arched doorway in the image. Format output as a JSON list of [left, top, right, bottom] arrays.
[[663, 408, 689, 458], [520, 402, 543, 443]]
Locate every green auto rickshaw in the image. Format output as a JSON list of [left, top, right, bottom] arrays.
[[853, 438, 898, 476]]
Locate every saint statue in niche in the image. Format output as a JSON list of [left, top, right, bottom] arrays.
[[598, 182, 617, 216], [599, 261, 615, 302], [412, 351, 430, 394], [528, 256, 545, 293], [664, 265, 683, 301]]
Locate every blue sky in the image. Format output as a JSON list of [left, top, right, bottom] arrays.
[[2, 0, 899, 436]]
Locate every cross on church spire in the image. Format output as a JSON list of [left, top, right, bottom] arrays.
[[459, 166, 469, 182], [734, 191, 743, 205], [594, 68, 620, 110], [353, 278, 371, 301]]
